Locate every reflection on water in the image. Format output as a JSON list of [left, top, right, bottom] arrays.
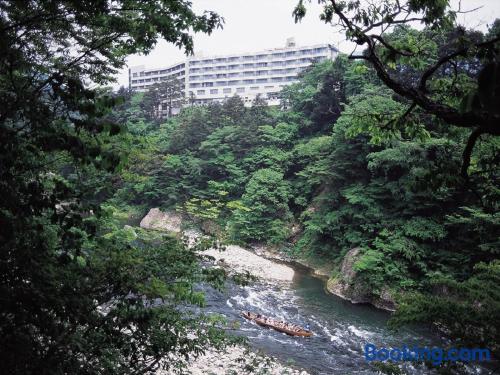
[[201, 269, 442, 374]]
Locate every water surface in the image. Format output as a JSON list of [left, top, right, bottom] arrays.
[[202, 268, 443, 374]]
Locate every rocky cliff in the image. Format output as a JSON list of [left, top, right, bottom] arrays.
[[326, 247, 396, 311]]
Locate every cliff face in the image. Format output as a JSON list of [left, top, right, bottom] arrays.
[[326, 248, 396, 312]]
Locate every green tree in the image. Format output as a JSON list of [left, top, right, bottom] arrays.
[[0, 1, 230, 373], [142, 76, 185, 120], [294, 0, 500, 177], [229, 168, 292, 244]]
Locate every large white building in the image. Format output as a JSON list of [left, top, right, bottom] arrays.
[[128, 38, 338, 107]]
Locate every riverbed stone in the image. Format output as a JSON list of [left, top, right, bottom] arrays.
[[159, 345, 309, 375], [140, 208, 182, 232]]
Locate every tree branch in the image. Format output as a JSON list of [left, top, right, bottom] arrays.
[[461, 128, 484, 179]]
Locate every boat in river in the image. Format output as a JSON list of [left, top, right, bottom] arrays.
[[242, 311, 313, 337]]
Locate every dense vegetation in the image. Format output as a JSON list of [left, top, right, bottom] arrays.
[[1, 0, 498, 373], [109, 23, 499, 360], [0, 1, 237, 374]]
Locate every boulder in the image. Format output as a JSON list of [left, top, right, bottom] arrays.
[[326, 247, 396, 311], [373, 287, 396, 311], [139, 208, 182, 233]]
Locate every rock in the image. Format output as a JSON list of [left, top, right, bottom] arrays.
[[199, 219, 221, 235], [326, 248, 371, 303], [326, 248, 396, 311], [139, 208, 182, 233], [373, 287, 396, 311], [158, 345, 309, 375]]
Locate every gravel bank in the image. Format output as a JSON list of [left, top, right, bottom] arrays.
[[203, 244, 295, 282]]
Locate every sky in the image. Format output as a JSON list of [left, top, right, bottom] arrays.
[[114, 0, 500, 88]]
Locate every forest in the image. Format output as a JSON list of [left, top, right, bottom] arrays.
[[1, 0, 498, 374], [110, 26, 500, 356]]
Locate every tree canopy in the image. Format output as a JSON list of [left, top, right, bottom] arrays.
[[293, 0, 499, 177], [0, 1, 232, 374]]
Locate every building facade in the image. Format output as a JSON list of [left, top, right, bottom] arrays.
[[129, 39, 338, 107]]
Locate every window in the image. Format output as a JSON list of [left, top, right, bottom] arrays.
[[223, 88, 231, 94], [210, 89, 218, 94], [237, 87, 245, 93], [197, 90, 205, 95]]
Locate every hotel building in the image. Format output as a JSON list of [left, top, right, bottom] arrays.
[[128, 38, 338, 107]]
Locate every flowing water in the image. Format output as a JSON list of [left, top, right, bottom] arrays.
[[200, 266, 466, 374]]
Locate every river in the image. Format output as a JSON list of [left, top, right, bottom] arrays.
[[200, 262, 472, 375], [132, 214, 493, 374]]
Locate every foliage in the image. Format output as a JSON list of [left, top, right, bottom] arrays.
[[229, 168, 292, 244], [294, 0, 500, 178], [390, 261, 500, 354], [112, 24, 500, 358], [0, 1, 231, 373], [5, 0, 497, 370], [142, 76, 185, 121]]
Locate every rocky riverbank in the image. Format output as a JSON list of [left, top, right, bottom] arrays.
[[140, 209, 305, 374], [139, 208, 396, 311], [251, 245, 396, 312], [160, 345, 309, 375]]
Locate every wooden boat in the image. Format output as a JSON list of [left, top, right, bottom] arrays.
[[242, 311, 313, 337]]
